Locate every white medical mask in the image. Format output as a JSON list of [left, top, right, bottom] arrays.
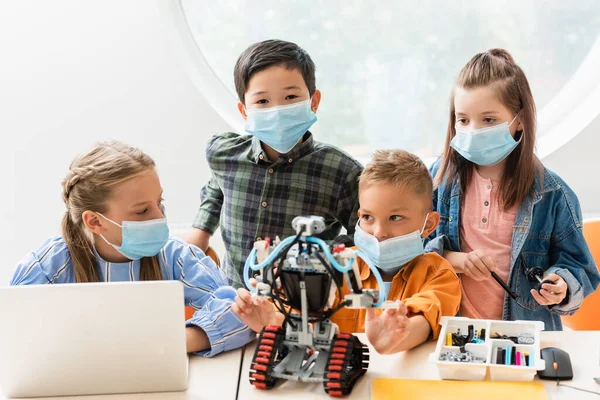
[[450, 114, 521, 166], [353, 214, 429, 275], [244, 100, 317, 154], [97, 213, 169, 260]]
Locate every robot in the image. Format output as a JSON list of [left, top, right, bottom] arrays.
[[243, 216, 397, 397]]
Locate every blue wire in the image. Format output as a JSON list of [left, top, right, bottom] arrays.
[[355, 250, 387, 307], [305, 236, 354, 272], [243, 235, 297, 291], [243, 234, 387, 307]]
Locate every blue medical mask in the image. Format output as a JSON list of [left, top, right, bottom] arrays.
[[450, 115, 521, 166], [244, 100, 317, 154], [353, 215, 428, 275], [97, 213, 169, 260]]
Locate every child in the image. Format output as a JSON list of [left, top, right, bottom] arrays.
[[233, 150, 461, 355], [10, 141, 255, 356], [426, 49, 600, 330], [183, 39, 363, 288]]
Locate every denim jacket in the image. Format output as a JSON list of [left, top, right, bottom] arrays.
[[425, 159, 600, 330]]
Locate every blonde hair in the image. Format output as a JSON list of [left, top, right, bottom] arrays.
[[360, 149, 433, 209], [436, 48, 541, 211], [61, 141, 163, 282]]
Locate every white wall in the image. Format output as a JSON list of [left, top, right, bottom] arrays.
[[0, 0, 229, 284], [544, 112, 600, 216]]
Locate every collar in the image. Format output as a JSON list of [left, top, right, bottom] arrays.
[[249, 131, 315, 164]]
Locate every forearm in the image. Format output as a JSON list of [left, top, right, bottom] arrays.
[[186, 326, 210, 353], [389, 315, 431, 354], [443, 250, 466, 274], [181, 228, 212, 252]]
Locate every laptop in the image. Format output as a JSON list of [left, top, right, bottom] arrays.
[[0, 281, 188, 398]]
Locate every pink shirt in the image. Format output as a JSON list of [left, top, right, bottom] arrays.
[[459, 169, 517, 320]]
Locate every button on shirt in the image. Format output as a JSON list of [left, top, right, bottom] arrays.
[[193, 132, 363, 288], [460, 169, 518, 320]]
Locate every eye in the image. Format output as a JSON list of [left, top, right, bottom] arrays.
[[456, 118, 468, 125], [361, 214, 373, 222], [483, 117, 496, 124], [137, 208, 148, 215], [255, 99, 268, 105], [285, 94, 299, 100], [390, 215, 403, 221]]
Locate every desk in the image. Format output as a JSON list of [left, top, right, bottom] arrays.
[[0, 347, 243, 400], [237, 332, 600, 400]]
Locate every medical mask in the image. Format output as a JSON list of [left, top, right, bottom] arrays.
[[97, 213, 169, 260], [450, 115, 521, 166], [244, 100, 317, 154], [353, 215, 428, 275]]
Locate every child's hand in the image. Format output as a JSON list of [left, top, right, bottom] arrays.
[[462, 249, 497, 281], [365, 300, 409, 355], [231, 283, 278, 333], [530, 273, 568, 306]]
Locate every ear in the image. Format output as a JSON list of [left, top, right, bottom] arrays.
[[421, 211, 440, 238], [237, 101, 248, 121], [82, 211, 108, 235], [310, 90, 321, 113], [515, 116, 524, 133]]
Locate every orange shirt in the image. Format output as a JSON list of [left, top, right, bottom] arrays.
[[330, 252, 461, 339]]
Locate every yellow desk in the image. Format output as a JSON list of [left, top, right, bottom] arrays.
[[237, 331, 600, 399]]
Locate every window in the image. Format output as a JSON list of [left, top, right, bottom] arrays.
[[170, 0, 600, 161]]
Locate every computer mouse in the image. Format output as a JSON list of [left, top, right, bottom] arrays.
[[538, 347, 573, 380]]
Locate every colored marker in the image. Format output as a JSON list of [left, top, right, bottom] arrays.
[[446, 333, 453, 346], [511, 347, 517, 366], [505, 346, 511, 365], [516, 351, 521, 366]]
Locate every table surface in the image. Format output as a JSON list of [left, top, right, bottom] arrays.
[[2, 331, 599, 400], [237, 331, 600, 400], [0, 347, 244, 400]]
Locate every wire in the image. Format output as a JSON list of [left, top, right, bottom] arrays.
[[557, 381, 600, 396], [314, 251, 343, 303]]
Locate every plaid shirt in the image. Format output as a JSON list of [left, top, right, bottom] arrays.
[[194, 132, 362, 288]]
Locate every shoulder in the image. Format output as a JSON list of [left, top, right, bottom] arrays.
[[539, 166, 582, 227], [542, 167, 577, 199], [12, 236, 73, 284], [311, 140, 363, 175], [410, 252, 458, 277], [159, 236, 211, 266], [206, 132, 253, 158], [429, 157, 442, 176]]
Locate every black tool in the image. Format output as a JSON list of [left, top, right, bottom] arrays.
[[534, 275, 555, 293], [491, 271, 519, 300]]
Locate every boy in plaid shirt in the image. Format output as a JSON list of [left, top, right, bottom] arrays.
[[184, 39, 362, 288]]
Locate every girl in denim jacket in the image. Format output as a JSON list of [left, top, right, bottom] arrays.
[[426, 49, 600, 330]]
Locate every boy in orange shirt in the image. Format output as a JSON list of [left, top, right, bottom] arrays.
[[233, 149, 461, 354]]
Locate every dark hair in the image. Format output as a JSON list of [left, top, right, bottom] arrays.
[[435, 48, 541, 211], [234, 39, 316, 104]]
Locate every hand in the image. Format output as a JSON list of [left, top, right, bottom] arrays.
[[530, 273, 568, 306], [231, 279, 279, 333], [365, 301, 409, 355], [462, 249, 497, 281]]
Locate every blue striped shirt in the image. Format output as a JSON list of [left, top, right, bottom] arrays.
[[10, 236, 255, 357]]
